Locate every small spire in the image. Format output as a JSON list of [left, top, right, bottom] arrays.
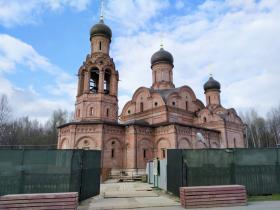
[[209, 73, 213, 78], [160, 32, 164, 49], [100, 0, 104, 21], [160, 41, 164, 49]]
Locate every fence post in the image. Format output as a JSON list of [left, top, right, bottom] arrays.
[[276, 149, 280, 193], [19, 149, 25, 194], [79, 150, 85, 201]]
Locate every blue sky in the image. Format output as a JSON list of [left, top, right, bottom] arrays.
[[0, 0, 280, 122]]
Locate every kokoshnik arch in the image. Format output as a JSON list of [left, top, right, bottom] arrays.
[[57, 16, 246, 174]]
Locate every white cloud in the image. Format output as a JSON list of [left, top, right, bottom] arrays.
[[110, 0, 280, 116], [105, 0, 169, 33], [0, 34, 50, 72], [46, 0, 92, 11], [0, 34, 75, 121], [0, 0, 92, 27], [224, 72, 280, 112]]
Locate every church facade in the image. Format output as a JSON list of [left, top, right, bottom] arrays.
[[57, 18, 245, 174]]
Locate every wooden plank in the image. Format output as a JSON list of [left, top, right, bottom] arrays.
[[0, 201, 77, 208], [0, 192, 78, 210], [185, 199, 247, 206], [182, 187, 245, 193], [181, 185, 245, 190], [0, 192, 78, 201], [183, 202, 247, 209], [185, 197, 247, 203], [180, 193, 246, 198], [0, 205, 77, 210], [180, 185, 247, 209], [0, 197, 77, 204], [181, 189, 246, 196], [186, 197, 247, 202]]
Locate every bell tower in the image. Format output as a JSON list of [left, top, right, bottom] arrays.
[[75, 15, 118, 122]]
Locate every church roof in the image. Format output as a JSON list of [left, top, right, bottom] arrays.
[[151, 88, 180, 103], [203, 76, 221, 91], [90, 19, 112, 40], [151, 47, 174, 66]]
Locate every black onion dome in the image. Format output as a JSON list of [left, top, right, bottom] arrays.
[[204, 76, 221, 91], [90, 19, 112, 40], [151, 48, 174, 66]]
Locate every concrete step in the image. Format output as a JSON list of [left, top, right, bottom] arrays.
[[104, 191, 158, 198]]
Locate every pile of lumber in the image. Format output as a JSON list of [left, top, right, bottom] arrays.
[[0, 192, 78, 210], [180, 185, 247, 209]]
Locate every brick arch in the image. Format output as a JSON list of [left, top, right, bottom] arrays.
[[74, 136, 98, 149], [60, 138, 69, 149], [167, 92, 180, 106], [103, 67, 115, 74], [103, 138, 123, 169], [132, 87, 151, 102], [137, 138, 154, 168], [104, 138, 123, 149], [156, 138, 171, 159], [178, 138, 192, 149], [86, 104, 96, 117]]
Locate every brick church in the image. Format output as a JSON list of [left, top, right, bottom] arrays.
[[57, 17, 245, 174]]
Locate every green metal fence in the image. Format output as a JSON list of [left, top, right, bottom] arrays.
[[0, 149, 101, 201], [167, 148, 280, 196]]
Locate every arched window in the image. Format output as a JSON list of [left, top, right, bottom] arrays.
[[104, 69, 111, 94], [140, 102, 144, 112], [161, 149, 166, 158], [172, 101, 176, 106], [90, 68, 99, 93], [154, 102, 158, 107], [208, 96, 211, 104], [79, 72, 84, 95], [89, 107, 94, 116], [203, 117, 207, 123], [99, 41, 102, 50], [143, 149, 147, 159], [186, 101, 188, 111], [233, 138, 236, 148], [111, 149, 115, 158], [106, 108, 109, 117], [77, 109, 81, 117]]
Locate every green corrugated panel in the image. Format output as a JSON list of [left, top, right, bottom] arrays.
[[0, 149, 101, 201], [168, 148, 280, 196]]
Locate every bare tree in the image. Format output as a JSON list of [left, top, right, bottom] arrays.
[[0, 94, 11, 124], [0, 94, 12, 145], [241, 106, 280, 148], [45, 109, 69, 146], [268, 105, 280, 146]]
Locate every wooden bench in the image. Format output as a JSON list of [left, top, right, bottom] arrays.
[[180, 185, 247, 209], [0, 192, 78, 210]]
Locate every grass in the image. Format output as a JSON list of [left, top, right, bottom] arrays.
[[248, 194, 280, 201]]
